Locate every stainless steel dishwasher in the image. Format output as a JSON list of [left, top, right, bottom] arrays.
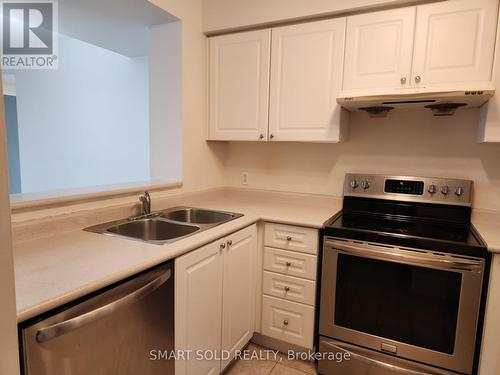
[[20, 262, 174, 375]]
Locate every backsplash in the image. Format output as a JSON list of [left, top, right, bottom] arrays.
[[223, 109, 500, 211]]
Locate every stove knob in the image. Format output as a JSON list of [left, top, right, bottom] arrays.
[[441, 185, 450, 195], [428, 184, 437, 194], [455, 186, 465, 196], [361, 180, 370, 190], [350, 180, 359, 189]]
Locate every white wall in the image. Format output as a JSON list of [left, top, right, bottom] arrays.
[[14, 34, 150, 193], [224, 109, 500, 211], [203, 0, 429, 32], [203, 0, 500, 211], [0, 77, 21, 374], [479, 254, 500, 374], [150, 0, 226, 194], [150, 22, 182, 183]]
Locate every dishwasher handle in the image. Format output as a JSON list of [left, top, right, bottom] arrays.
[[36, 268, 171, 343]]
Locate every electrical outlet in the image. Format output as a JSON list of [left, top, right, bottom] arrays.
[[242, 172, 249, 185]]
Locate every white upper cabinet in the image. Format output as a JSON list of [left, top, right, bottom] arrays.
[[269, 18, 347, 142], [343, 0, 498, 93], [343, 7, 416, 92], [412, 0, 498, 89], [208, 0, 500, 141], [208, 30, 271, 141]]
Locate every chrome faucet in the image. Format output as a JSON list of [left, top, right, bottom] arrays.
[[139, 191, 151, 216]]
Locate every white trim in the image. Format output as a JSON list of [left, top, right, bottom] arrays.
[[10, 180, 183, 212], [2, 73, 16, 96]]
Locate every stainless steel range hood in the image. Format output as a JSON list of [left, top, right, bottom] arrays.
[[337, 88, 495, 116]]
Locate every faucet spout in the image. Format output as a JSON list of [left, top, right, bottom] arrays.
[[139, 191, 151, 216]]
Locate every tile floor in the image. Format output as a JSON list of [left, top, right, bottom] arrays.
[[224, 343, 317, 375]]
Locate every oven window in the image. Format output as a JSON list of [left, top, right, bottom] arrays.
[[335, 254, 461, 354]]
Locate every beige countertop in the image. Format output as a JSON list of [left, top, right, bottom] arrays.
[[14, 191, 340, 322], [13, 188, 500, 323], [472, 210, 500, 254]]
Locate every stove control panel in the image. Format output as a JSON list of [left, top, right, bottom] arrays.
[[384, 179, 424, 195], [344, 174, 473, 206]]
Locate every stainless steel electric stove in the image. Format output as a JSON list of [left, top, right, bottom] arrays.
[[318, 174, 489, 375]]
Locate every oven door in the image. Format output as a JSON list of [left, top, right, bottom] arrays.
[[319, 238, 485, 375]]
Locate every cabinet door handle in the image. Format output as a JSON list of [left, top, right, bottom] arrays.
[[220, 243, 226, 250], [286, 236, 292, 241], [283, 320, 289, 326], [284, 286, 290, 292], [400, 77, 407, 84], [269, 134, 274, 139], [415, 75, 421, 83], [259, 134, 264, 140], [285, 261, 292, 267], [227, 240, 232, 246]]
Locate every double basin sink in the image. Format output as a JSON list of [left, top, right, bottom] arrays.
[[85, 207, 243, 244]]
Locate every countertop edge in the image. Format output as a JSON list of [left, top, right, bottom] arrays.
[[15, 205, 500, 323], [16, 215, 261, 322]]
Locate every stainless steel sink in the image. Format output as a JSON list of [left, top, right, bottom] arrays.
[[160, 208, 237, 224], [106, 219, 200, 242], [84, 206, 243, 245]]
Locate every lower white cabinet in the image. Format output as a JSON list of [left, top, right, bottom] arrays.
[[260, 222, 319, 350], [221, 226, 257, 369], [263, 247, 318, 280], [175, 239, 223, 375], [261, 295, 315, 349], [263, 271, 316, 306], [175, 225, 257, 375]]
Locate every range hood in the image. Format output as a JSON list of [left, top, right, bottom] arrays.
[[337, 88, 495, 116]]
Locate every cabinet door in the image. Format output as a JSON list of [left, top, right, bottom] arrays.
[[343, 7, 416, 91], [175, 240, 224, 375], [221, 224, 257, 370], [412, 0, 498, 88], [268, 18, 347, 142], [208, 30, 271, 141]]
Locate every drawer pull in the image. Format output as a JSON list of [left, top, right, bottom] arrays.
[[285, 261, 292, 267], [284, 286, 290, 292], [283, 320, 289, 326], [286, 236, 292, 241]]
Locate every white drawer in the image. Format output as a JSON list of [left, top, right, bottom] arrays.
[[263, 271, 316, 306], [264, 223, 318, 254], [261, 295, 314, 349], [263, 247, 317, 280]]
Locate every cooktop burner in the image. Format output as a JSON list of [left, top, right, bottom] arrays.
[[324, 174, 487, 257], [339, 213, 471, 242]]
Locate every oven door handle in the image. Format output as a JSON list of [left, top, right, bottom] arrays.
[[328, 242, 483, 272], [325, 341, 440, 375]]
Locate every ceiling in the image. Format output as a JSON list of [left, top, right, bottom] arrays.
[[59, 0, 178, 57]]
